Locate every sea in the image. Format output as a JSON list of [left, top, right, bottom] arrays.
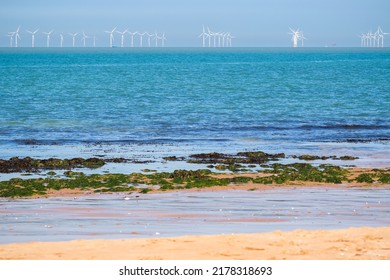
[[0, 48, 390, 175], [1, 48, 390, 243]]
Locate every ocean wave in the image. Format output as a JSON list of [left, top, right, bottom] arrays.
[[300, 124, 390, 130], [12, 138, 232, 146]]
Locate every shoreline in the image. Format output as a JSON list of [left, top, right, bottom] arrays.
[[1, 227, 389, 260], [10, 181, 390, 200]]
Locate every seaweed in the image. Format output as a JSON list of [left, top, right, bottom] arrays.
[[0, 160, 387, 198], [0, 157, 105, 173], [355, 173, 374, 183]]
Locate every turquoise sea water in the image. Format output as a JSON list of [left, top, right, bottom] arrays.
[[0, 48, 389, 166]]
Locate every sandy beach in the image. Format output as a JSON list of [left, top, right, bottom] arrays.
[[1, 227, 389, 260]]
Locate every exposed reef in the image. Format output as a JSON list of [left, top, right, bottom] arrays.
[[0, 157, 105, 173], [0, 151, 386, 198], [0, 164, 389, 198]]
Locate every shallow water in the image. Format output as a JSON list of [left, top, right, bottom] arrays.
[[1, 187, 389, 244]]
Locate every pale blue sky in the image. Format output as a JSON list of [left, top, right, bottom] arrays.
[[1, 0, 390, 47]]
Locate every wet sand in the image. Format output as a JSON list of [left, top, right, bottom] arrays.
[[1, 227, 389, 260]]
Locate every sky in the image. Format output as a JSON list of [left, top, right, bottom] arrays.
[[1, 0, 390, 47]]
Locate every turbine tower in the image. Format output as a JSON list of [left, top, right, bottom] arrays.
[[7, 33, 14, 47], [104, 27, 117, 47], [377, 26, 389, 47], [26, 29, 39, 47], [289, 27, 300, 48], [216, 32, 223, 47], [69, 32, 79, 47], [127, 31, 137, 47], [207, 27, 215, 47], [146, 32, 153, 47], [206, 28, 212, 47], [152, 32, 159, 47], [358, 33, 365, 47], [289, 27, 305, 47], [13, 26, 21, 48], [60, 33, 64, 48], [226, 33, 234, 47], [199, 25, 209, 47], [116, 29, 128, 47], [300, 31, 307, 47], [138, 32, 146, 47], [42, 30, 53, 48], [82, 32, 90, 47], [161, 32, 167, 47], [222, 33, 227, 47]]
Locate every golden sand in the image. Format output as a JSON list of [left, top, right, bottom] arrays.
[[1, 227, 389, 260]]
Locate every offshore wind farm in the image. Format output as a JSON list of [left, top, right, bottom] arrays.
[[6, 25, 169, 48], [3, 24, 390, 48]]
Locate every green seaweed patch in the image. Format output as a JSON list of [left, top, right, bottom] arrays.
[[141, 169, 157, 173], [1, 165, 388, 198], [187, 151, 285, 165], [140, 188, 151, 194], [261, 163, 349, 184], [64, 171, 85, 178], [291, 155, 359, 161], [162, 156, 185, 161], [355, 173, 374, 183], [354, 169, 390, 184], [339, 156, 359, 160], [379, 173, 390, 183], [215, 164, 227, 171], [0, 157, 105, 173], [185, 177, 230, 189]]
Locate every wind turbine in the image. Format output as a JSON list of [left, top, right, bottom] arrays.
[[42, 30, 53, 48], [289, 27, 306, 47], [199, 25, 209, 47], [377, 26, 389, 47], [7, 32, 14, 47], [82, 32, 90, 47], [207, 27, 216, 47], [145, 32, 153, 47], [161, 32, 167, 47], [26, 29, 39, 47], [93, 36, 97, 47], [138, 32, 146, 47], [104, 27, 117, 47], [127, 31, 137, 47], [69, 32, 79, 47], [60, 33, 64, 47], [227, 33, 235, 47], [212, 32, 217, 47], [152, 32, 159, 47], [371, 31, 377, 47], [300, 31, 307, 47], [222, 32, 227, 47], [289, 27, 300, 48], [216, 32, 223, 47], [13, 26, 21, 48], [363, 32, 369, 47], [358, 33, 364, 47], [366, 31, 374, 47], [116, 29, 128, 47]]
